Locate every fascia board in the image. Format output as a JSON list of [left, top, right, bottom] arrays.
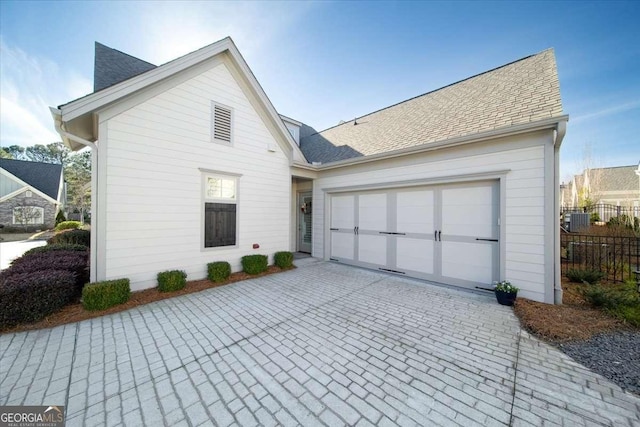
[[315, 115, 570, 171], [61, 38, 233, 122]]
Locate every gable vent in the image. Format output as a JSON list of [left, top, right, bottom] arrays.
[[213, 104, 232, 143]]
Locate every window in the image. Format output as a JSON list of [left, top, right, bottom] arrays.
[[13, 206, 44, 225], [212, 102, 232, 144], [203, 173, 238, 248]]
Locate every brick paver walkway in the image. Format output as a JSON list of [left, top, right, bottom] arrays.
[[1, 262, 639, 426]]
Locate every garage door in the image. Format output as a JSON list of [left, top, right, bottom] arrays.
[[329, 180, 499, 289]]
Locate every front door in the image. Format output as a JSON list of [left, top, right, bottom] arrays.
[[298, 192, 313, 253]]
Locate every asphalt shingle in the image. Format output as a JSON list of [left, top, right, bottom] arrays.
[[94, 42, 157, 92], [0, 159, 63, 200]]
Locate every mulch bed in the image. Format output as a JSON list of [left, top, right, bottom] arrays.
[[513, 278, 629, 342], [1, 265, 291, 335]]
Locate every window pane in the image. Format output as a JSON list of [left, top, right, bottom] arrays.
[[221, 179, 235, 199], [207, 177, 221, 198]]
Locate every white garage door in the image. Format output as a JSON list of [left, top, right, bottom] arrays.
[[329, 180, 499, 289]]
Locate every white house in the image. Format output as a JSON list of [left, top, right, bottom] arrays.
[[51, 38, 568, 304]]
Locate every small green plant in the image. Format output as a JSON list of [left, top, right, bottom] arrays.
[[208, 261, 231, 283], [55, 210, 66, 225], [55, 220, 81, 231], [274, 251, 294, 269], [241, 254, 268, 275], [566, 268, 605, 284], [157, 270, 187, 292], [494, 280, 519, 293], [581, 280, 640, 327], [589, 212, 600, 224], [82, 279, 130, 311]]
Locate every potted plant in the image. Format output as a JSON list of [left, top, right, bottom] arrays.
[[494, 281, 519, 306]]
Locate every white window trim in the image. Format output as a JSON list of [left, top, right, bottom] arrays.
[[13, 206, 45, 225], [211, 101, 234, 145], [200, 170, 241, 251]]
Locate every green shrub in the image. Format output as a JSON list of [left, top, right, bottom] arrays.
[[48, 229, 90, 247], [0, 270, 77, 330], [589, 212, 600, 224], [157, 270, 187, 292], [241, 254, 268, 275], [566, 268, 604, 285], [55, 220, 81, 231], [55, 210, 66, 225], [274, 251, 294, 269], [22, 244, 88, 257], [82, 279, 130, 311], [208, 261, 231, 283], [582, 280, 640, 327]]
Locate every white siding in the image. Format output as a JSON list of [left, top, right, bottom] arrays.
[[101, 60, 291, 290], [312, 131, 554, 302]]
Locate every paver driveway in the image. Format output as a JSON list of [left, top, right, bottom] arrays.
[[1, 262, 639, 426]]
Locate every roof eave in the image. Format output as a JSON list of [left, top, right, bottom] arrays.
[[315, 115, 569, 171]]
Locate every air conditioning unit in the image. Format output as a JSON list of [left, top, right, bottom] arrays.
[[567, 241, 610, 264], [566, 213, 590, 232]]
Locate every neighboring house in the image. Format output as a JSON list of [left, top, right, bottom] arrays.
[[561, 164, 640, 210], [0, 159, 66, 230], [51, 38, 568, 304]]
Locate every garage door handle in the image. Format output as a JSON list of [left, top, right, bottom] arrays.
[[476, 238, 498, 242], [330, 228, 339, 231], [438, 231, 441, 241], [379, 232, 406, 235], [434, 230, 437, 241]]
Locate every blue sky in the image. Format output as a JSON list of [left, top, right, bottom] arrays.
[[1, 1, 638, 180]]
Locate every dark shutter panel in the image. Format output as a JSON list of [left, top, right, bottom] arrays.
[[205, 203, 236, 247]]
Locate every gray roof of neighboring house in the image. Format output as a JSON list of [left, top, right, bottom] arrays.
[[94, 42, 157, 92], [300, 49, 563, 164], [0, 159, 63, 200], [589, 165, 640, 192]]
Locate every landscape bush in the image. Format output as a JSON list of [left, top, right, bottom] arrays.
[[581, 280, 640, 327], [241, 254, 268, 275], [157, 270, 187, 292], [208, 261, 231, 283], [55, 210, 66, 225], [82, 279, 131, 311], [0, 270, 77, 330], [6, 250, 89, 294], [55, 221, 82, 232], [22, 244, 88, 257], [274, 251, 294, 269], [566, 268, 605, 285], [48, 229, 90, 247]]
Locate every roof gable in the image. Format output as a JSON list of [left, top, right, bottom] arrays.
[[0, 159, 63, 200], [589, 165, 640, 192], [94, 42, 157, 92], [300, 49, 564, 164]]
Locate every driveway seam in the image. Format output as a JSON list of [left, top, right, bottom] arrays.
[[63, 322, 80, 419], [508, 328, 523, 426]]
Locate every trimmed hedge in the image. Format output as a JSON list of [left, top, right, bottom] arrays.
[[48, 229, 90, 247], [0, 270, 77, 330], [5, 251, 89, 295], [241, 254, 268, 275], [22, 244, 88, 257], [274, 251, 294, 269], [566, 268, 605, 285], [82, 279, 131, 311], [55, 221, 82, 231], [208, 261, 231, 283], [157, 270, 187, 292]]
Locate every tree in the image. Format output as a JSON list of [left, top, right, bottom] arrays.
[[1, 145, 25, 159], [25, 142, 69, 164], [64, 150, 92, 221], [0, 147, 13, 158]]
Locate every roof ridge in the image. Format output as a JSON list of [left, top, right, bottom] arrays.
[[306, 49, 553, 137]]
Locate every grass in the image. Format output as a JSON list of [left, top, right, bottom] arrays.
[[514, 277, 639, 342]]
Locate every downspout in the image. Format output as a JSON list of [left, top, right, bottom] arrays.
[[553, 120, 567, 304], [50, 107, 99, 283]]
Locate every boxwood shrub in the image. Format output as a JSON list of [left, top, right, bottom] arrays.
[[274, 251, 294, 269], [157, 270, 187, 292], [82, 279, 131, 311], [55, 221, 82, 231], [241, 255, 268, 275], [208, 261, 231, 283], [0, 270, 77, 330], [6, 250, 89, 295], [48, 229, 90, 247]]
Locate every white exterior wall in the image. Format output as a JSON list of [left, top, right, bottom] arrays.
[[312, 131, 555, 303], [99, 60, 291, 291]]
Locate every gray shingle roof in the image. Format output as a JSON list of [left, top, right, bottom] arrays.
[[94, 42, 157, 92], [300, 49, 563, 164], [589, 165, 640, 192], [0, 159, 63, 200]]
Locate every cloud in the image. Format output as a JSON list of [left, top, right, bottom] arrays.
[[571, 99, 640, 123], [0, 38, 92, 147]]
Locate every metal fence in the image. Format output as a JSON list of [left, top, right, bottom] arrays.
[[561, 233, 640, 282], [561, 203, 640, 224]]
